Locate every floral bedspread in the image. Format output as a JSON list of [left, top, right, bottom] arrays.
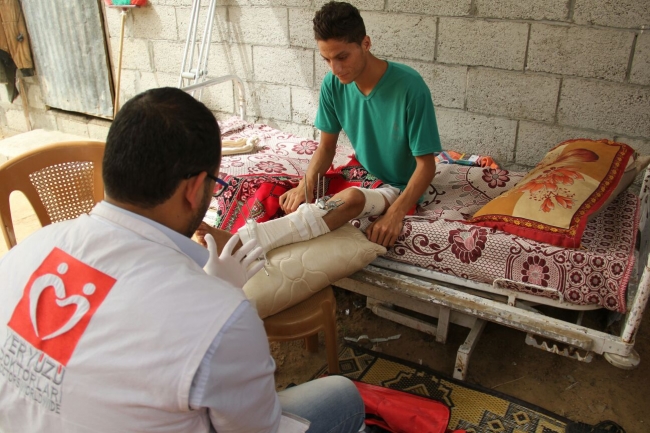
[[209, 118, 639, 312]]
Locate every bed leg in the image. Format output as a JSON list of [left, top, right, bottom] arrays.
[[366, 298, 454, 345], [454, 319, 486, 381], [436, 307, 451, 344], [366, 298, 440, 336], [603, 350, 641, 370]]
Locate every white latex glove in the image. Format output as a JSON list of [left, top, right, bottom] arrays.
[[203, 233, 265, 288]]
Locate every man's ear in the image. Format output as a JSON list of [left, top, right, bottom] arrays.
[[362, 35, 371, 51], [183, 172, 208, 211]]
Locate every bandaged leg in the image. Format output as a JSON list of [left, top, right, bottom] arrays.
[[237, 203, 330, 253], [353, 186, 399, 218]]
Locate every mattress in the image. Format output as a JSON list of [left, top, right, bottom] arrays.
[[206, 118, 639, 313]]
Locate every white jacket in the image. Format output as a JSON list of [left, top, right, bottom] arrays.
[[0, 202, 276, 432]]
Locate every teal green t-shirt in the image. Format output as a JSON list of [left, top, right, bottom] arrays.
[[314, 61, 442, 190]]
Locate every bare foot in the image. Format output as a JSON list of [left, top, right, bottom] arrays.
[[193, 222, 240, 255], [193, 222, 213, 248]]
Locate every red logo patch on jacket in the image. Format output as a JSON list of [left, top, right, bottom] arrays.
[[7, 247, 117, 365]]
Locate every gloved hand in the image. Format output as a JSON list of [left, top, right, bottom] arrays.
[[203, 233, 265, 289]]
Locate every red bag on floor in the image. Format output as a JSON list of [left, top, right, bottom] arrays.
[[354, 382, 465, 433]]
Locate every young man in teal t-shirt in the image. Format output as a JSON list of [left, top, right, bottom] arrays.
[[232, 1, 441, 252]]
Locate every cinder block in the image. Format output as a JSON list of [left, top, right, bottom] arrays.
[[110, 37, 152, 72], [133, 6, 178, 41], [289, 8, 317, 49], [214, 111, 234, 123], [116, 70, 138, 106], [631, 33, 650, 86], [397, 59, 466, 109], [573, 0, 650, 29], [175, 5, 228, 43], [516, 121, 613, 167], [156, 72, 179, 88], [133, 71, 160, 94], [151, 40, 184, 74], [228, 7, 288, 46], [291, 87, 319, 124], [0, 84, 10, 103], [25, 82, 46, 110], [363, 12, 436, 61], [206, 43, 254, 81], [156, 0, 194, 7], [29, 110, 58, 131], [436, 108, 517, 163], [437, 18, 528, 70], [466, 68, 561, 122], [250, 0, 305, 6], [5, 110, 28, 133], [11, 90, 22, 107], [253, 46, 314, 87], [558, 78, 650, 138], [55, 116, 90, 138], [198, 81, 235, 113], [386, 0, 470, 16], [88, 118, 111, 129], [176, 76, 242, 115], [314, 56, 330, 89], [263, 119, 316, 140], [87, 123, 110, 142], [314, 0, 384, 10], [0, 100, 13, 112], [527, 24, 634, 82], [103, 6, 131, 39], [474, 0, 568, 20], [246, 82, 291, 121]]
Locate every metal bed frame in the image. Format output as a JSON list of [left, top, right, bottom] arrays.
[[335, 168, 650, 379]]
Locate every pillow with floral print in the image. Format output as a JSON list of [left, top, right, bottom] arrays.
[[470, 139, 635, 248]]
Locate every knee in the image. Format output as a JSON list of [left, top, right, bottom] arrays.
[[321, 376, 363, 409], [335, 188, 366, 210]]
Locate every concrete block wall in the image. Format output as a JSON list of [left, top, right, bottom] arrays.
[[1, 0, 649, 170]]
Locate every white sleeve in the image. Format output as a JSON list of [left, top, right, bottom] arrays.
[[189, 300, 281, 433]]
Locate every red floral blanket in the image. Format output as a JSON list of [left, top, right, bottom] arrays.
[[214, 158, 383, 233]]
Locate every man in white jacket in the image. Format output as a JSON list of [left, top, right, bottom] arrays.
[[0, 87, 364, 432]]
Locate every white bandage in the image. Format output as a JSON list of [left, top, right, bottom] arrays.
[[354, 187, 391, 218], [288, 203, 330, 240], [237, 203, 330, 253]]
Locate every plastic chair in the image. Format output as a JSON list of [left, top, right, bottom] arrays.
[[263, 285, 340, 374], [0, 140, 105, 249]]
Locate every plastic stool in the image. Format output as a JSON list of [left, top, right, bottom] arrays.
[[263, 285, 340, 374]]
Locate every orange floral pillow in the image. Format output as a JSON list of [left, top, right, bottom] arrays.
[[470, 139, 635, 248]]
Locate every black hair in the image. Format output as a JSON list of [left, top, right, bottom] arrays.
[[313, 1, 366, 44], [103, 87, 221, 208]]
